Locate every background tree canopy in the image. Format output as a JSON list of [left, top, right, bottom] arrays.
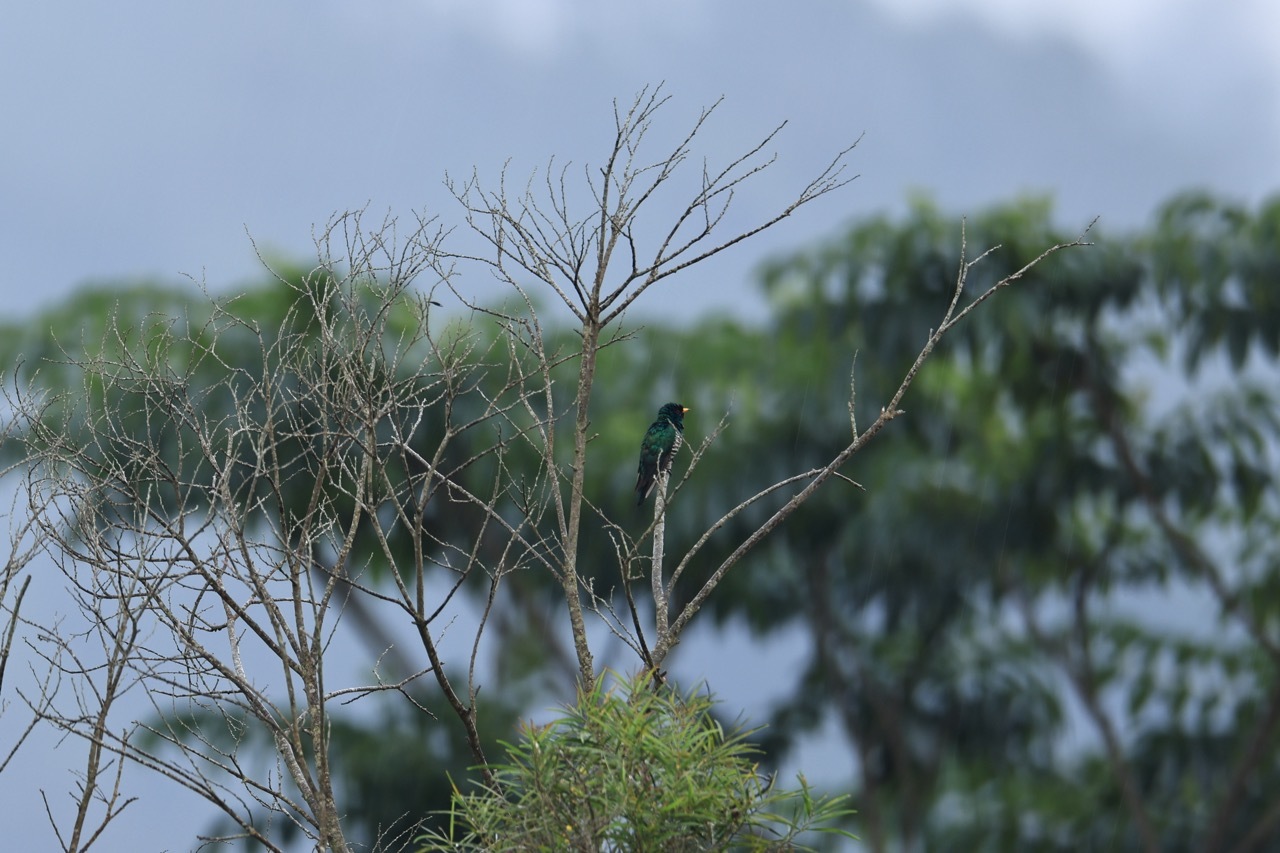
[[2, 188, 1277, 851]]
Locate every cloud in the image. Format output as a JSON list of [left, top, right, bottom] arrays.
[[861, 0, 1280, 154], [368, 0, 711, 57], [862, 0, 1280, 84]]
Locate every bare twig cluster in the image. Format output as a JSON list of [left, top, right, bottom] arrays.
[[8, 208, 552, 849], [441, 85, 858, 691]]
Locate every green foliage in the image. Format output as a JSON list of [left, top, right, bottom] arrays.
[[418, 672, 855, 852], [777, 192, 1279, 848], [3, 264, 509, 583], [134, 693, 526, 848], [574, 190, 1280, 849], [1147, 191, 1280, 368], [325, 698, 527, 847]]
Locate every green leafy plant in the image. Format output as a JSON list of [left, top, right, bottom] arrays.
[[419, 671, 855, 852]]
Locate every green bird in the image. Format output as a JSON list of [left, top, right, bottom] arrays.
[[635, 402, 689, 505]]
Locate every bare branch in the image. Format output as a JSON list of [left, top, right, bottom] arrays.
[[653, 227, 1090, 665]]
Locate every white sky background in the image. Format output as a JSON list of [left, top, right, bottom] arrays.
[[1, 2, 1278, 849]]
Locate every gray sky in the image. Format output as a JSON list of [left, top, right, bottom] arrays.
[[1, 2, 1277, 849], [3, 1, 1277, 321]]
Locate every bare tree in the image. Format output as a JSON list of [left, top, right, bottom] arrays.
[[11, 212, 500, 850], [0, 445, 47, 779], [441, 87, 1088, 683], [440, 86, 861, 687], [4, 87, 1085, 850]]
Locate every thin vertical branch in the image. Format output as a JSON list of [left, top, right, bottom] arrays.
[[650, 471, 670, 644]]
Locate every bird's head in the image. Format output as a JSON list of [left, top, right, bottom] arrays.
[[659, 402, 689, 428]]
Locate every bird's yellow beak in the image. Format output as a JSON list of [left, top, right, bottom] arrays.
[[682, 406, 691, 413]]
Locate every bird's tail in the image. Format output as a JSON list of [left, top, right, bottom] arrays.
[[635, 472, 653, 506]]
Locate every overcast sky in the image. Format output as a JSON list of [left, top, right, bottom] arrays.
[[2, 2, 1278, 849], [3, 1, 1277, 322]]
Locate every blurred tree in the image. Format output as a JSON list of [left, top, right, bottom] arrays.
[[588, 191, 1280, 851]]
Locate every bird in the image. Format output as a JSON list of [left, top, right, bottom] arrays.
[[635, 402, 689, 505]]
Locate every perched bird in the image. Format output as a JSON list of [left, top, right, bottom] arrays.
[[635, 402, 689, 505]]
